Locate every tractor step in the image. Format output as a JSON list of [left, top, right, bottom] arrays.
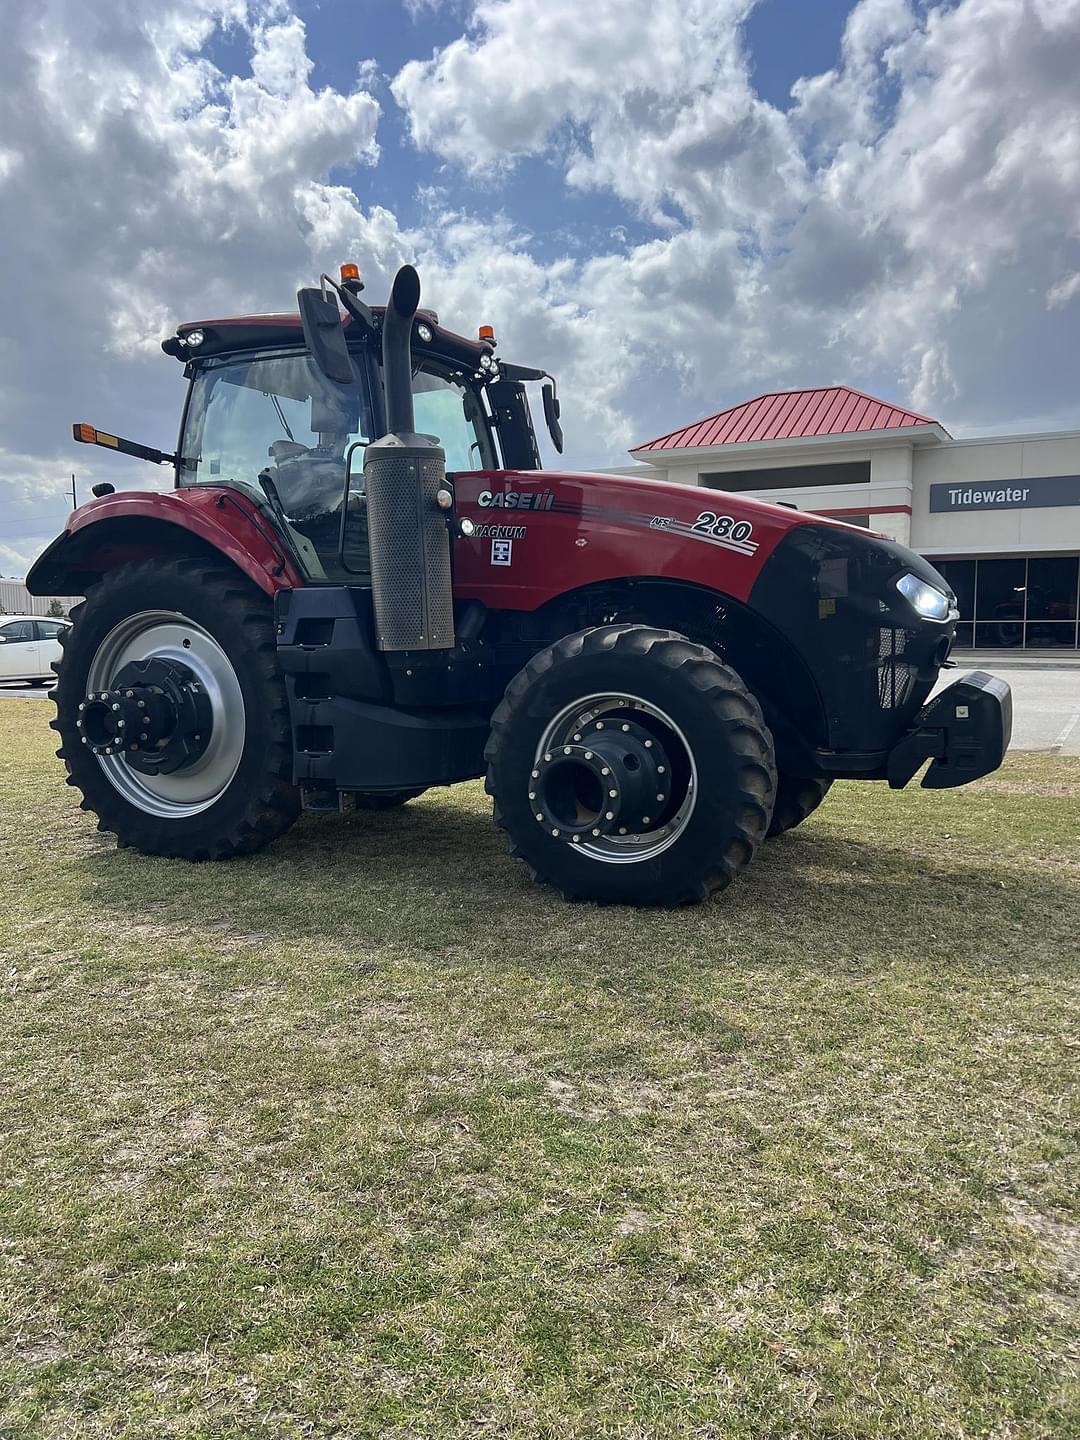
[[300, 786, 355, 814]]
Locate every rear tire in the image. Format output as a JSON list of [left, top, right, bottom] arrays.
[[766, 774, 832, 838], [51, 559, 300, 859], [486, 625, 776, 906]]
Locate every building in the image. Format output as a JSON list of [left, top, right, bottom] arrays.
[[628, 386, 1080, 651], [0, 579, 80, 618]]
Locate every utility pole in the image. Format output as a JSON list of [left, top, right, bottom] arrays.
[[70, 474, 77, 510]]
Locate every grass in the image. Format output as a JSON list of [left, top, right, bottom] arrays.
[[0, 699, 1077, 1439]]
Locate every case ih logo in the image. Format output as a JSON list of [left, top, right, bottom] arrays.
[[478, 489, 555, 511]]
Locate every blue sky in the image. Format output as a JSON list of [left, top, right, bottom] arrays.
[[206, 0, 857, 262], [1, 0, 1078, 574]]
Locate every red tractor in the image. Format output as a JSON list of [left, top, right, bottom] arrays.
[[28, 264, 1011, 905]]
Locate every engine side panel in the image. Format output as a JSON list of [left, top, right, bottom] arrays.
[[449, 469, 811, 609]]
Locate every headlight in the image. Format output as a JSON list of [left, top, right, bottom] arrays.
[[896, 571, 952, 621]]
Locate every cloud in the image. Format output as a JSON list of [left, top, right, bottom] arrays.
[[0, 0, 406, 573], [0, 0, 1078, 578], [395, 0, 1080, 438]]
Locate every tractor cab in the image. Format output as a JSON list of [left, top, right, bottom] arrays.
[[163, 268, 561, 585]]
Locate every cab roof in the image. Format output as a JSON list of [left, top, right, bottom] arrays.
[[163, 305, 490, 370]]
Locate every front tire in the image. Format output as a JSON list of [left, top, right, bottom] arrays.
[[485, 625, 776, 906], [766, 775, 833, 838], [51, 558, 300, 859]]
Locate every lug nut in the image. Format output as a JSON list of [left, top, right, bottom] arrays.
[[572, 835, 580, 844], [536, 813, 544, 821], [529, 791, 536, 800], [584, 751, 593, 760], [592, 828, 601, 836], [644, 739, 653, 748], [111, 703, 120, 712], [551, 828, 560, 837], [531, 769, 539, 779], [657, 765, 665, 774], [606, 811, 615, 820], [618, 826, 628, 835], [609, 789, 617, 798], [657, 793, 664, 802], [595, 721, 604, 730], [563, 746, 571, 755], [600, 766, 609, 775], [621, 723, 630, 732], [642, 815, 651, 824]]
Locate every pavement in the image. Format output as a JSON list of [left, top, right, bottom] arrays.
[[4, 656, 1079, 755]]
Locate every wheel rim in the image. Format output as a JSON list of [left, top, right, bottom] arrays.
[[532, 693, 697, 863], [85, 611, 245, 818]]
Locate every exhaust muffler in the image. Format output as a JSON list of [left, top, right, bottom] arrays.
[[364, 265, 455, 652]]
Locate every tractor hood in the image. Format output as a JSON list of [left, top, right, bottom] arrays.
[[450, 466, 949, 610]]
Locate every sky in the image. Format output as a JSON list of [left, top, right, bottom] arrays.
[[1, 0, 1078, 576]]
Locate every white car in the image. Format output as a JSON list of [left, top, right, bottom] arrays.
[[0, 615, 70, 684]]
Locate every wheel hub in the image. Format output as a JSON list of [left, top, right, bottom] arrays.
[[78, 656, 212, 776], [533, 716, 674, 841]]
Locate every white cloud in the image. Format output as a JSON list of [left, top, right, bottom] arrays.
[[1, 0, 1079, 577], [0, 0, 404, 573], [396, 0, 1080, 436]]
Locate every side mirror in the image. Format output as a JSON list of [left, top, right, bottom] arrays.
[[542, 381, 564, 454], [297, 288, 353, 385]]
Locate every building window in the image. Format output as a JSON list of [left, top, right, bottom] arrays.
[[702, 461, 871, 493], [934, 555, 1079, 649]]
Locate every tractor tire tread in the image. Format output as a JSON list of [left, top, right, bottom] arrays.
[[486, 624, 775, 905], [50, 558, 298, 860]]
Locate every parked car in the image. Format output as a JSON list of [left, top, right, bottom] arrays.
[[0, 616, 70, 685]]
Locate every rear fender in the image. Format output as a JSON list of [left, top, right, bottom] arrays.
[[26, 488, 303, 597]]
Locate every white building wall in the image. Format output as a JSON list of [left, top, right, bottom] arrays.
[[0, 580, 81, 616]]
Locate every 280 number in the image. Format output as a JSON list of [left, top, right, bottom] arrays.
[[692, 511, 754, 543]]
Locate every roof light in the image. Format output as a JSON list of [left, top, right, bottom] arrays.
[[183, 329, 205, 349], [416, 321, 433, 344], [479, 324, 496, 346], [340, 263, 360, 283]]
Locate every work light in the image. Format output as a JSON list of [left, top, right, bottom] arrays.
[[896, 572, 952, 621]]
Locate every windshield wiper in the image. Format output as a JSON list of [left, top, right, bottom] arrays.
[[265, 392, 296, 443]]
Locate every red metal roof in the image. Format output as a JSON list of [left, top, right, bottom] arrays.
[[632, 386, 943, 452]]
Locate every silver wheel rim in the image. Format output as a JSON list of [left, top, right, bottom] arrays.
[[533, 692, 697, 863], [85, 611, 245, 818]]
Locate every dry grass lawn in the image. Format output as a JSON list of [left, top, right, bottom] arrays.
[[0, 699, 1077, 1438]]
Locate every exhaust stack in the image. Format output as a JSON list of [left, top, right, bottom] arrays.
[[364, 265, 455, 653]]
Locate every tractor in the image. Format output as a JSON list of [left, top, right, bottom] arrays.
[[27, 264, 1012, 905]]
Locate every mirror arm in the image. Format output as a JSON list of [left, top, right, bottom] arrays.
[[319, 273, 376, 337]]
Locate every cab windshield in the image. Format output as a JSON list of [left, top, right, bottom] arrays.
[[180, 349, 486, 581]]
